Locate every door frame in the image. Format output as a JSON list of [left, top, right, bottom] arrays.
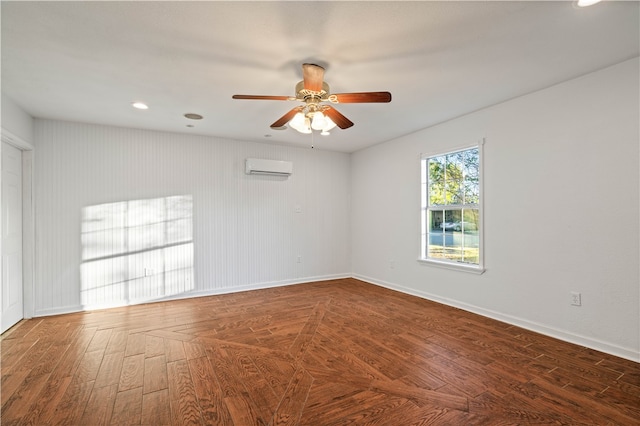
[[1, 128, 35, 320]]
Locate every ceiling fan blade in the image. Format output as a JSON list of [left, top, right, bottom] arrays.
[[331, 92, 392, 103], [232, 95, 291, 101], [323, 106, 354, 129], [270, 107, 302, 128], [302, 63, 324, 92]]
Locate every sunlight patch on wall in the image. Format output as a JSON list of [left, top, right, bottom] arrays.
[[80, 195, 194, 309]]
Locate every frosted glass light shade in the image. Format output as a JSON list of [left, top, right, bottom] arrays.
[[323, 117, 337, 131], [311, 112, 326, 130], [289, 112, 305, 130]]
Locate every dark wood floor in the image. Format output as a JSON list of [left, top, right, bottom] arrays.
[[1, 278, 639, 425]]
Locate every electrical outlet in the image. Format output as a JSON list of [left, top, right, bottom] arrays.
[[296, 255, 302, 263], [570, 292, 581, 306], [389, 260, 396, 269]]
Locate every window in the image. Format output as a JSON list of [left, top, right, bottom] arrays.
[[420, 143, 484, 273]]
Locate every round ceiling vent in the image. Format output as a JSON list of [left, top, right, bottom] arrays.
[[184, 113, 203, 120]]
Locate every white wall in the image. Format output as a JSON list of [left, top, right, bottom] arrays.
[[351, 58, 640, 361], [1, 93, 34, 143], [33, 120, 350, 315]]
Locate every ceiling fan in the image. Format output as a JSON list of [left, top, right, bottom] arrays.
[[232, 63, 391, 135]]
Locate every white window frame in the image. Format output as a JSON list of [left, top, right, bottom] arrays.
[[419, 140, 485, 274]]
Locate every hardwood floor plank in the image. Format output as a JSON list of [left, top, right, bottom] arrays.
[[110, 387, 143, 425], [167, 359, 203, 425], [206, 345, 271, 424], [49, 378, 94, 425], [288, 302, 326, 361], [105, 329, 128, 354], [49, 327, 98, 380], [1, 319, 42, 342], [325, 395, 416, 426], [27, 343, 70, 378], [224, 394, 266, 426], [205, 345, 240, 398], [595, 384, 640, 420], [271, 367, 314, 426], [468, 389, 575, 425], [0, 372, 50, 424], [188, 356, 234, 425], [141, 389, 172, 425], [94, 351, 124, 388], [0, 366, 31, 407], [119, 353, 145, 391], [302, 387, 386, 425], [2, 278, 637, 425], [370, 378, 468, 411], [252, 352, 296, 396], [147, 329, 195, 342], [78, 383, 117, 425], [415, 354, 490, 398], [86, 328, 112, 353], [17, 375, 72, 426], [165, 338, 186, 362], [74, 349, 104, 383], [183, 341, 207, 360], [145, 335, 165, 358], [143, 355, 168, 394], [1, 339, 37, 372], [125, 332, 146, 357], [1, 338, 53, 382], [226, 347, 279, 421]]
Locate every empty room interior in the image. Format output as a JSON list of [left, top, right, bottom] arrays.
[[1, 1, 639, 425]]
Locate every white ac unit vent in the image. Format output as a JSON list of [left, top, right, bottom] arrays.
[[245, 158, 293, 176]]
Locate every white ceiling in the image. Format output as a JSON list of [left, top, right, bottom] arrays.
[[2, 1, 638, 153]]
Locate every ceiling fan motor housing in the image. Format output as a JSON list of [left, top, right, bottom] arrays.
[[295, 81, 330, 102]]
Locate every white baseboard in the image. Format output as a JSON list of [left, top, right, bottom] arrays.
[[154, 273, 351, 302], [353, 274, 640, 363], [31, 272, 638, 363], [32, 273, 351, 317], [33, 304, 85, 317]]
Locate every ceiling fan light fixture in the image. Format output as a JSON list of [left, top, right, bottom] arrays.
[[322, 117, 337, 132], [300, 118, 312, 133], [289, 112, 305, 131], [233, 63, 390, 135], [311, 111, 326, 130]]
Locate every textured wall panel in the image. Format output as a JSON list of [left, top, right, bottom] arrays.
[[33, 121, 350, 314]]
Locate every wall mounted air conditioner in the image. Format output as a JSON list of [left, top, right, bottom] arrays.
[[245, 158, 293, 176]]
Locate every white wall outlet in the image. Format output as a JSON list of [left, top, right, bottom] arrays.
[[570, 291, 581, 306], [389, 260, 396, 269], [297, 255, 302, 263]]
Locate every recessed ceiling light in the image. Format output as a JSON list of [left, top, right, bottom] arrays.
[[577, 0, 602, 7], [184, 113, 203, 120], [132, 102, 149, 110]]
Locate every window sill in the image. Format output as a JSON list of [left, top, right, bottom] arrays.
[[417, 258, 485, 274]]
